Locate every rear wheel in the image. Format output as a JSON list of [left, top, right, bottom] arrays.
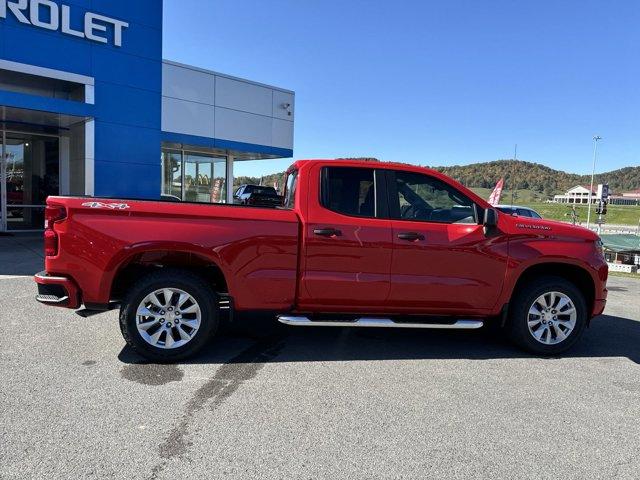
[[119, 269, 218, 362], [506, 276, 587, 355]]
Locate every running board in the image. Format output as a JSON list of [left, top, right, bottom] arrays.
[[277, 316, 483, 330]]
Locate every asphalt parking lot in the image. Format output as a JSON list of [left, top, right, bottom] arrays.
[[1, 235, 639, 479]]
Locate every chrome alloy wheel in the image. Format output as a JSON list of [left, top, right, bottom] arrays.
[[527, 291, 577, 345], [136, 288, 202, 349]]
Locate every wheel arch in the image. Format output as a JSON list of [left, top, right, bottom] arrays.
[[508, 262, 596, 321], [106, 245, 230, 303]]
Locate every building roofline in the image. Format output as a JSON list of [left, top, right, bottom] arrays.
[[162, 59, 294, 94]]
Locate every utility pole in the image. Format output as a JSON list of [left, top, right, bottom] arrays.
[[586, 135, 602, 229]]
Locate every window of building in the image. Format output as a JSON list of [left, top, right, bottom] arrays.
[[0, 68, 86, 102], [321, 167, 376, 218], [392, 171, 476, 224], [161, 149, 228, 203], [184, 152, 227, 203], [161, 150, 182, 201]]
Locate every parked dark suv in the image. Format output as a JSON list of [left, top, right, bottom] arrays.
[[233, 184, 282, 207]]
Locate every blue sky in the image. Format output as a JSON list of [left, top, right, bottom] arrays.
[[163, 0, 639, 177]]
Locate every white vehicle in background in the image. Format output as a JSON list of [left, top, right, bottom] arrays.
[[496, 205, 543, 219]]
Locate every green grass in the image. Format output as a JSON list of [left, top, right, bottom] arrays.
[[609, 271, 640, 280], [524, 203, 640, 225], [469, 188, 640, 225]]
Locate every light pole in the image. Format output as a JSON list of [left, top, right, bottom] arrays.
[[586, 135, 602, 229]]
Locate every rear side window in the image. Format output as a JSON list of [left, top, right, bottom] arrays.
[[321, 167, 376, 218]]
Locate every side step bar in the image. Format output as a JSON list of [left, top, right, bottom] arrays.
[[277, 316, 483, 330]]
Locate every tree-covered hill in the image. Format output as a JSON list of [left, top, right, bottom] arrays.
[[432, 160, 640, 195], [234, 159, 640, 197]]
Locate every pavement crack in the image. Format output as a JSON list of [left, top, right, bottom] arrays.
[[149, 336, 285, 479]]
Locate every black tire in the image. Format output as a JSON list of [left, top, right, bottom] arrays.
[[119, 268, 219, 363], [506, 275, 587, 356]]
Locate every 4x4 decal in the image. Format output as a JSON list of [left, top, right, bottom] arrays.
[[82, 202, 131, 210]]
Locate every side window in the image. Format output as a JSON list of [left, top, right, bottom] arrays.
[[282, 170, 298, 209], [393, 171, 476, 224], [321, 167, 376, 218], [516, 208, 531, 218]]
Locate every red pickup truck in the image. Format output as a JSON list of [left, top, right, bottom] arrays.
[[35, 160, 608, 362]]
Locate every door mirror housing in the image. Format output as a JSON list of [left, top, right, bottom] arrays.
[[484, 208, 498, 228]]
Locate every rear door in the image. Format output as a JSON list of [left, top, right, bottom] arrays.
[[387, 170, 508, 314], [298, 165, 393, 311]]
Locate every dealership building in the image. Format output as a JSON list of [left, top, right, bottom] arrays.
[[0, 0, 295, 231]]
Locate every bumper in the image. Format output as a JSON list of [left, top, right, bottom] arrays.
[[34, 271, 81, 309], [592, 299, 607, 317]]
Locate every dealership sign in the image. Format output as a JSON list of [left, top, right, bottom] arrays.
[[0, 0, 129, 47]]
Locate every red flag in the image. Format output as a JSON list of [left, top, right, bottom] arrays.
[[488, 178, 504, 206]]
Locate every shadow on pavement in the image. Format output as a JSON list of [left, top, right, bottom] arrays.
[[0, 234, 44, 276], [118, 313, 640, 366]]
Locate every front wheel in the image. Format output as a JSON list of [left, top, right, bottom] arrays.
[[506, 276, 587, 355], [119, 269, 219, 362]]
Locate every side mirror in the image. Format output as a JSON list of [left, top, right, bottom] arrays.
[[484, 208, 498, 228]]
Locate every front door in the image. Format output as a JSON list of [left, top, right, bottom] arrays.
[[387, 169, 509, 315], [1, 132, 59, 231], [298, 165, 393, 312]]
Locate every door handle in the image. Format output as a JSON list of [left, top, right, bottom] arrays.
[[314, 228, 342, 237], [397, 232, 425, 241]]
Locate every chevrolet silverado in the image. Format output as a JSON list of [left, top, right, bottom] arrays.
[[35, 160, 608, 362]]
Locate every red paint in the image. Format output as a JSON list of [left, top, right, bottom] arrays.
[[34, 272, 81, 309], [36, 159, 608, 318]]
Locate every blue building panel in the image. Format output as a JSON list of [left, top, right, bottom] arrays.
[[94, 81, 161, 129], [0, 90, 94, 118], [3, 24, 93, 75], [92, 0, 163, 31], [0, 21, 5, 58], [91, 49, 162, 93], [91, 21, 163, 61], [161, 131, 294, 159], [94, 160, 161, 199], [94, 122, 162, 166], [53, 0, 92, 8]]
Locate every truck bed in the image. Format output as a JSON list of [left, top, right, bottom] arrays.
[[44, 196, 300, 310]]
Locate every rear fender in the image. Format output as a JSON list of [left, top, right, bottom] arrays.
[[102, 241, 228, 301]]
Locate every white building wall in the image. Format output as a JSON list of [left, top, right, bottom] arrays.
[[161, 60, 294, 152]]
